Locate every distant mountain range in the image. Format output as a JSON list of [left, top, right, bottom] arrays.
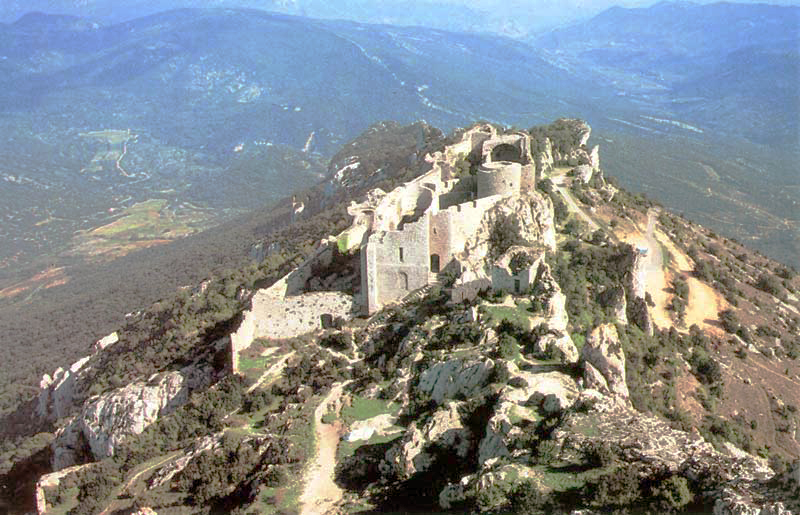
[[0, 3, 796, 292], [534, 1, 800, 146]]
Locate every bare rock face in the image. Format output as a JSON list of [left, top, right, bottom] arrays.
[[382, 402, 471, 480], [37, 356, 92, 423], [544, 290, 569, 333], [131, 508, 159, 515], [555, 394, 773, 483], [533, 137, 555, 176], [580, 324, 629, 401], [462, 194, 556, 270], [417, 359, 495, 404], [582, 362, 609, 394], [712, 487, 791, 515], [599, 286, 628, 325], [82, 372, 188, 460], [52, 371, 189, 470], [91, 332, 119, 353], [574, 164, 594, 184], [535, 332, 579, 364]]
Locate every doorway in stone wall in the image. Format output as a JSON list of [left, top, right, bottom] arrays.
[[430, 254, 440, 273], [399, 271, 409, 291]]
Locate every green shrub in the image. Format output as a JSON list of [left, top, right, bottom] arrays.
[[509, 479, 548, 514], [587, 465, 641, 507]]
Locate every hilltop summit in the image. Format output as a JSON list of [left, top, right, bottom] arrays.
[[3, 119, 799, 515]]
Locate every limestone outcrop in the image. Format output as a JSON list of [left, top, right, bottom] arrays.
[[580, 324, 629, 401], [382, 402, 471, 480], [417, 359, 495, 404], [35, 463, 92, 514], [534, 332, 579, 364], [574, 164, 594, 184], [52, 371, 190, 469], [439, 462, 544, 511], [37, 355, 92, 423], [478, 362, 578, 465]]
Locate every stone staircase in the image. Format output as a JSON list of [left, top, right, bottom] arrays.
[[364, 274, 447, 331]]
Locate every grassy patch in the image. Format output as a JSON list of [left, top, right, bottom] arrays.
[[336, 432, 402, 462], [659, 242, 673, 269], [480, 300, 534, 330], [341, 396, 399, 426], [534, 464, 608, 492]]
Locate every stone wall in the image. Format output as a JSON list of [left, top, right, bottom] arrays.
[[491, 247, 545, 294], [231, 290, 357, 372], [430, 195, 504, 275], [363, 213, 430, 314], [482, 133, 531, 165]]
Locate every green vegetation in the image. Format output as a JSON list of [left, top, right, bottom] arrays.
[[480, 300, 535, 331], [488, 215, 526, 260], [341, 396, 399, 426]]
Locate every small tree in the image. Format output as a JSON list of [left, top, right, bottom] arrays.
[[718, 309, 740, 334]]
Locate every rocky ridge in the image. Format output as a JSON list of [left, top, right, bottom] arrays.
[[8, 119, 800, 515]]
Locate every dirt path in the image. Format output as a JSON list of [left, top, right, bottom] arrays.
[[299, 383, 347, 515], [246, 350, 295, 394], [652, 230, 727, 333], [553, 183, 600, 231]]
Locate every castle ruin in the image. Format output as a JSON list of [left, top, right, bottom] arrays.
[[349, 124, 539, 314], [230, 120, 601, 371]]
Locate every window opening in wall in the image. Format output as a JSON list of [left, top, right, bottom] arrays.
[[399, 247, 404, 262], [430, 254, 440, 273], [514, 279, 521, 293]]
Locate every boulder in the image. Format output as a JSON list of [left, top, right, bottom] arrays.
[[580, 324, 629, 401], [574, 164, 594, 184], [382, 402, 471, 479], [91, 332, 119, 353], [535, 332, 579, 364], [417, 359, 494, 404]]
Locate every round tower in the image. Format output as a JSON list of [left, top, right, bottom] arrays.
[[477, 162, 522, 198]]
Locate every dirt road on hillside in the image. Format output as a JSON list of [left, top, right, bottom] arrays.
[[299, 383, 346, 515], [653, 231, 727, 333]]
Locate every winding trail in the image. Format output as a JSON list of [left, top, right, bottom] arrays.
[[553, 182, 600, 231], [652, 229, 727, 332], [299, 383, 347, 515]]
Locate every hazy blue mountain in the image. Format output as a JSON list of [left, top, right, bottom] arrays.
[[0, 6, 796, 290], [0, 8, 597, 283], [532, 1, 800, 146]]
